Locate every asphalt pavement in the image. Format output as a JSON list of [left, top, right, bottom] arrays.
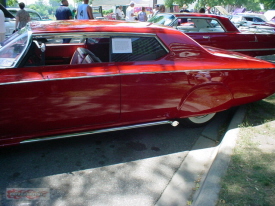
[[0, 107, 242, 206], [155, 106, 246, 206]]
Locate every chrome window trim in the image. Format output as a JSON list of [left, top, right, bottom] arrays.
[[33, 32, 157, 40], [1, 31, 168, 69], [34, 32, 169, 60]]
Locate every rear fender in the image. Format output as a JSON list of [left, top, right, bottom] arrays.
[[178, 83, 233, 117]]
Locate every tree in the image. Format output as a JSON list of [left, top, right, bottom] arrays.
[[6, 0, 18, 7], [259, 0, 275, 9], [163, 0, 274, 12], [165, 0, 195, 8]]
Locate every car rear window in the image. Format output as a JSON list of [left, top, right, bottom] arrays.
[[110, 37, 167, 62]]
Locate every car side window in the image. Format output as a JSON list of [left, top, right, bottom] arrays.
[[23, 35, 168, 67], [244, 17, 253, 22], [254, 17, 264, 23], [110, 37, 167, 62], [29, 12, 41, 21], [178, 18, 225, 33]]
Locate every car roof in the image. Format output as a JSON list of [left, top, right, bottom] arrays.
[[7, 7, 42, 17], [153, 12, 239, 32], [29, 20, 180, 35], [7, 7, 39, 12], [160, 12, 229, 19]]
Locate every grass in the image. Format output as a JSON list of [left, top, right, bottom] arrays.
[[217, 94, 275, 206]]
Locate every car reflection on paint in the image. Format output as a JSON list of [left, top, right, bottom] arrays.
[[0, 20, 275, 147]]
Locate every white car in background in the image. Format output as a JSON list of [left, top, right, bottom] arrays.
[[231, 13, 275, 33], [265, 10, 275, 23], [231, 13, 270, 27], [0, 4, 42, 38], [0, 4, 14, 38]]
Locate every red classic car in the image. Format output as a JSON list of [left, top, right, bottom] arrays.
[[0, 20, 275, 147], [148, 13, 275, 56]]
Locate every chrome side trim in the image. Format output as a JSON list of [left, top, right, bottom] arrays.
[[230, 48, 275, 52], [20, 120, 173, 144], [1, 67, 274, 86]]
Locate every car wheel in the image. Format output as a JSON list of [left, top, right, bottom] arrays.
[[179, 113, 216, 127]]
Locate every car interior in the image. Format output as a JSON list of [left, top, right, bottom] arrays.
[[22, 35, 168, 67]]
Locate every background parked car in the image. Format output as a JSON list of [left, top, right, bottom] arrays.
[[230, 13, 275, 34], [231, 13, 275, 27], [148, 12, 275, 56], [264, 10, 275, 23], [0, 4, 15, 39], [2, 6, 42, 38]]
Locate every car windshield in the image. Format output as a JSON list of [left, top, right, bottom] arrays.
[[148, 14, 176, 26], [0, 29, 29, 68]]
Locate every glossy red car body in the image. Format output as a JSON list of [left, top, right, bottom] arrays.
[[0, 20, 275, 147], [148, 13, 275, 56]]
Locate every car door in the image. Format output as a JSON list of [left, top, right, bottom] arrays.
[[0, 44, 121, 139], [0, 66, 46, 139], [40, 62, 121, 130], [185, 18, 257, 55], [110, 35, 194, 123]]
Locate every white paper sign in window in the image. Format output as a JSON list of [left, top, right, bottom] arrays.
[[112, 38, 132, 53]]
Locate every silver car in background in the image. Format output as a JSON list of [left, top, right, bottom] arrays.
[[0, 4, 42, 38]]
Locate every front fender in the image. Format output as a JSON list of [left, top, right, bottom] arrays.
[[178, 83, 233, 118]]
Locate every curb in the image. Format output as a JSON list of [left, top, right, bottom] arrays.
[[192, 105, 246, 206]]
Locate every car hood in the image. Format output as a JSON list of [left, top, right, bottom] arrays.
[[0, 4, 15, 18]]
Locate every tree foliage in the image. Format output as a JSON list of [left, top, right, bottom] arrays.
[[259, 0, 275, 9], [7, 0, 18, 7], [163, 0, 275, 11]]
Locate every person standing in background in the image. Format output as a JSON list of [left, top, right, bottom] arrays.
[[55, 0, 72, 43], [55, 0, 72, 20], [205, 6, 212, 14], [180, 4, 189, 12], [15, 2, 30, 31], [77, 0, 93, 19], [0, 9, 6, 42], [199, 8, 206, 13], [72, 9, 77, 19], [125, 1, 135, 21], [137, 7, 147, 22], [116, 5, 124, 20], [159, 5, 166, 13], [152, 4, 159, 16]]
